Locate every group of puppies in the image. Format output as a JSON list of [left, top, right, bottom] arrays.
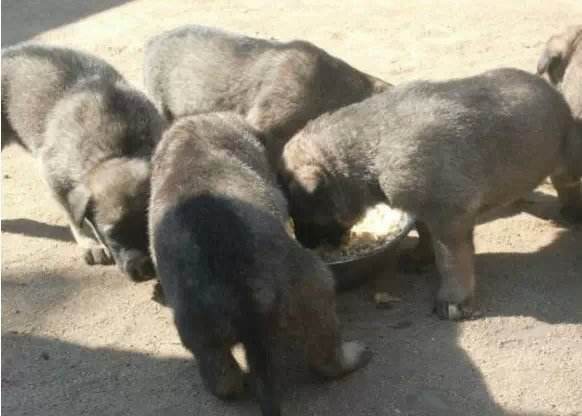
[[2, 24, 581, 416]]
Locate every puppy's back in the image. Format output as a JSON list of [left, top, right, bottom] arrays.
[[149, 112, 290, 293], [144, 26, 273, 118], [1, 44, 123, 151], [143, 25, 388, 122]]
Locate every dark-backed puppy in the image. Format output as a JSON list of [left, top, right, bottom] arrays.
[[144, 25, 390, 166], [149, 113, 370, 416], [538, 25, 582, 221], [2, 44, 163, 281], [281, 68, 581, 321]]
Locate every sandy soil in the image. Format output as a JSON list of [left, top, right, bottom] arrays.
[[2, 1, 582, 415]]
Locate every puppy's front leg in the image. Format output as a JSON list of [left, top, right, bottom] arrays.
[[69, 220, 113, 265], [43, 163, 114, 266], [430, 220, 478, 320], [398, 221, 436, 273]]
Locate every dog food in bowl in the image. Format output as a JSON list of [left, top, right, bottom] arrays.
[[315, 203, 406, 261]]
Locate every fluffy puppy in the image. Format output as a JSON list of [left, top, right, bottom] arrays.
[[281, 68, 581, 320], [2, 44, 163, 280], [149, 112, 370, 416], [144, 25, 390, 166]]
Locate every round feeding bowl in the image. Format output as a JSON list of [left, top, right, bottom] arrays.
[[324, 210, 416, 291]]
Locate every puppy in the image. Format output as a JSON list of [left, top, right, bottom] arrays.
[[149, 112, 370, 416], [144, 25, 390, 166], [2, 44, 163, 281], [538, 25, 582, 221], [281, 68, 581, 320]]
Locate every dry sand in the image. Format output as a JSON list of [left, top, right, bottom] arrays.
[[2, 1, 582, 415]]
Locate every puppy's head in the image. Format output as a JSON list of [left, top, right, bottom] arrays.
[[68, 158, 154, 281], [537, 25, 582, 85], [279, 160, 360, 249]]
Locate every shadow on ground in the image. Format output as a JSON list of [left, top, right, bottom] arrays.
[[409, 187, 582, 324], [4, 249, 573, 416], [1, 218, 72, 242], [1, 329, 552, 416], [1, 0, 134, 46], [476, 228, 582, 324]]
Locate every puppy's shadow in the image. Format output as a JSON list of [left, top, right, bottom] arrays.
[[1, 218, 72, 242], [477, 228, 582, 324], [478, 189, 565, 225]]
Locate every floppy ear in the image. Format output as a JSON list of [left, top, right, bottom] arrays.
[[67, 184, 92, 227], [294, 166, 325, 194], [537, 49, 565, 84], [537, 49, 557, 76], [538, 27, 582, 84]]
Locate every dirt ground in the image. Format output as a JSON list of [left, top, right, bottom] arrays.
[[2, 1, 582, 415]]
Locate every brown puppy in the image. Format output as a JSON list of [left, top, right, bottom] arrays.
[[144, 25, 390, 167], [281, 68, 580, 320]]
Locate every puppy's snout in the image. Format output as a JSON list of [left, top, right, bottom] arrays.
[[121, 251, 156, 282]]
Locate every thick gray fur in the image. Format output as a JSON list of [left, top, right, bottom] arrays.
[[281, 68, 581, 320], [143, 25, 390, 166], [149, 112, 370, 416], [2, 43, 163, 281], [538, 25, 582, 217]]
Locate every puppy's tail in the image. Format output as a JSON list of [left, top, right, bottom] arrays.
[[240, 319, 282, 416]]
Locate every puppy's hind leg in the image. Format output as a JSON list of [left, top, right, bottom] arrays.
[[293, 265, 371, 378], [175, 311, 245, 400], [240, 326, 282, 416]]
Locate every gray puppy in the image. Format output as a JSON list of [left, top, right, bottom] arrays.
[[149, 112, 370, 416], [2, 44, 163, 281], [280, 68, 581, 320], [538, 25, 582, 219], [144, 25, 390, 166]]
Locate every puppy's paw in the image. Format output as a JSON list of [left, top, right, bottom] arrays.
[[83, 245, 113, 266], [339, 341, 372, 374], [434, 300, 480, 321]]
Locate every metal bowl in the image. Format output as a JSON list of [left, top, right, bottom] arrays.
[[324, 211, 416, 291]]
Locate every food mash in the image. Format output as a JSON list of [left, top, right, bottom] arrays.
[[316, 203, 404, 261]]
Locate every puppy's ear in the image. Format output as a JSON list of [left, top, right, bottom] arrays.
[[537, 48, 565, 84], [538, 27, 582, 84], [67, 184, 92, 227], [294, 165, 326, 194]]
